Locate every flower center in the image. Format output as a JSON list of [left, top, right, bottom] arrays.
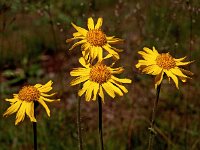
[[18, 86, 40, 102], [156, 53, 176, 70], [90, 63, 111, 84], [86, 29, 107, 46]]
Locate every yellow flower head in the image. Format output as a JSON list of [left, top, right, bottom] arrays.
[[66, 17, 123, 61], [70, 57, 132, 102], [3, 81, 60, 125], [136, 47, 194, 89]]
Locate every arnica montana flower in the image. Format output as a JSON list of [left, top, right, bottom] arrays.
[[136, 47, 193, 89], [66, 17, 123, 61], [70, 57, 132, 102], [3, 81, 60, 125]]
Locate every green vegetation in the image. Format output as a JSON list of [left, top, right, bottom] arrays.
[[0, 0, 200, 149]]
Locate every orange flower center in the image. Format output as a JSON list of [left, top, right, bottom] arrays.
[[86, 29, 107, 46], [18, 86, 40, 102], [90, 63, 111, 84], [156, 53, 176, 70]]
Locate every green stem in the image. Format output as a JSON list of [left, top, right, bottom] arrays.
[[77, 88, 83, 150], [98, 96, 104, 150], [148, 84, 161, 150]]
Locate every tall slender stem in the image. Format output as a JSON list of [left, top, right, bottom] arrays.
[[148, 84, 161, 150], [98, 96, 104, 150], [33, 102, 38, 150], [77, 93, 83, 150], [33, 122, 37, 150]]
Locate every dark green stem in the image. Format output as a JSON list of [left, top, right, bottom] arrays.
[[77, 94, 83, 150], [33, 102, 38, 150], [98, 96, 104, 150], [148, 84, 161, 150]]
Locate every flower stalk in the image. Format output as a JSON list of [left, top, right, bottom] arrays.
[[77, 85, 83, 150], [33, 102, 38, 150], [148, 84, 161, 150], [98, 96, 104, 150]]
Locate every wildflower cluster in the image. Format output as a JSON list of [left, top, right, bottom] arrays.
[[67, 17, 132, 102]]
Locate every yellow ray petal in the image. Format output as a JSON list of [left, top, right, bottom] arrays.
[[99, 86, 104, 102], [165, 70, 179, 89], [174, 56, 187, 62], [109, 67, 124, 74], [92, 82, 99, 101], [15, 101, 27, 125], [38, 98, 50, 117], [25, 102, 36, 122], [3, 100, 22, 117], [155, 71, 164, 88], [87, 17, 94, 30], [85, 85, 94, 101], [79, 57, 90, 68], [40, 96, 60, 102], [41, 93, 56, 97], [5, 97, 18, 103], [102, 82, 115, 98], [111, 76, 132, 83], [103, 44, 119, 59], [110, 79, 128, 93], [70, 76, 89, 86], [36, 80, 53, 92], [78, 80, 92, 96], [69, 40, 87, 51], [107, 82, 123, 96], [70, 68, 90, 76], [170, 68, 188, 77], [97, 47, 103, 61], [71, 23, 88, 36], [95, 18, 103, 29], [176, 61, 193, 66]]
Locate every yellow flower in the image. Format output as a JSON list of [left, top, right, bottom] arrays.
[[66, 17, 123, 61], [70, 57, 132, 102], [136, 47, 194, 89], [3, 81, 60, 125]]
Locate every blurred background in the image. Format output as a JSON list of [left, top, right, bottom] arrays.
[[0, 0, 200, 149]]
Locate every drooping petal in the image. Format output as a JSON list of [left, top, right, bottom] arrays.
[[155, 71, 164, 88], [110, 79, 128, 93], [15, 101, 27, 125], [165, 70, 179, 89], [92, 82, 99, 101], [78, 80, 92, 96], [25, 102, 36, 122], [102, 82, 115, 98], [69, 40, 87, 51], [3, 100, 22, 117], [38, 98, 50, 117], [99, 86, 104, 102], [107, 82, 123, 96], [170, 68, 188, 77]]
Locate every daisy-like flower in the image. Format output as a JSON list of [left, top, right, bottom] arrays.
[[136, 47, 194, 89], [70, 57, 132, 102], [3, 80, 60, 125], [66, 17, 123, 61]]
